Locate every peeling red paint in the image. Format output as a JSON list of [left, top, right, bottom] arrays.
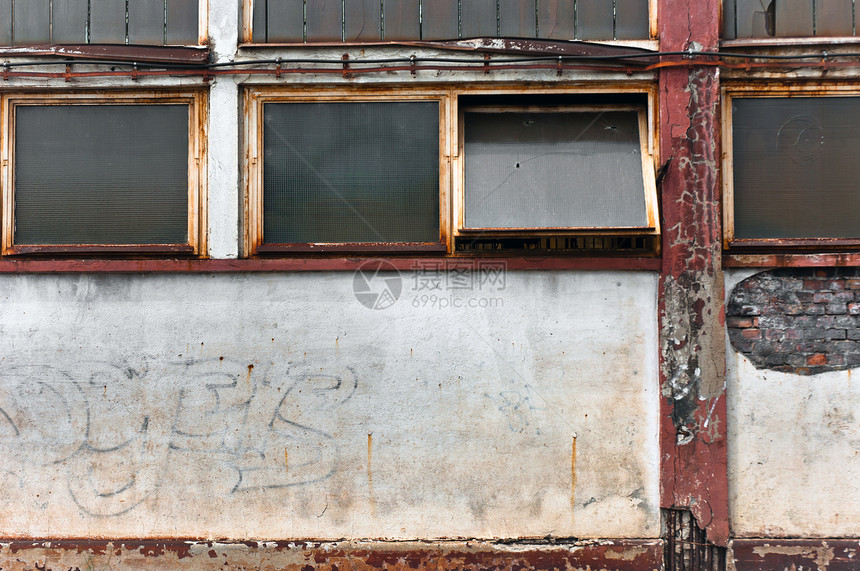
[[657, 0, 730, 549], [732, 540, 860, 571]]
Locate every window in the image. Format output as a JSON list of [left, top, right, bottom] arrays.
[[0, 0, 205, 46], [245, 87, 658, 256], [723, 88, 860, 249], [243, 0, 652, 43], [723, 0, 858, 40], [1, 92, 207, 255]]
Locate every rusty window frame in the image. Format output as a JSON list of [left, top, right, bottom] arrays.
[[450, 85, 660, 250], [244, 86, 451, 255], [240, 0, 658, 44], [244, 84, 660, 256], [0, 90, 208, 256], [722, 83, 860, 251]]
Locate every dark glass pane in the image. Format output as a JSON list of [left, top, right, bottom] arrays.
[[15, 104, 189, 245], [464, 110, 647, 229], [263, 101, 440, 244], [732, 97, 860, 239]]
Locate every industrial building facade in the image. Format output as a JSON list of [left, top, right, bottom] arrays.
[[0, 1, 857, 569]]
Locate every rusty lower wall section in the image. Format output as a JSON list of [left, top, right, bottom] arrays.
[[731, 539, 860, 571], [0, 539, 663, 571]]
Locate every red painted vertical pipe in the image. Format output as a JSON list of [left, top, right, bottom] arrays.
[[657, 0, 730, 547]]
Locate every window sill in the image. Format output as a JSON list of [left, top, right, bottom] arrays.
[[0, 256, 662, 273], [724, 252, 860, 268]]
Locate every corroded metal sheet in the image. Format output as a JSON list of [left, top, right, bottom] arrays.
[[0, 272, 659, 539], [537, 0, 576, 39], [383, 0, 420, 40], [12, 0, 50, 45], [460, 0, 498, 38], [306, 0, 342, 42], [775, 0, 814, 37], [129, 0, 166, 44], [52, 0, 88, 44], [575, 0, 614, 40], [266, 0, 304, 42], [90, 0, 127, 43], [815, 0, 854, 37], [166, 0, 199, 44], [499, 0, 536, 37], [344, 0, 382, 41], [615, 0, 649, 39], [0, 540, 664, 570], [421, 2, 459, 40]]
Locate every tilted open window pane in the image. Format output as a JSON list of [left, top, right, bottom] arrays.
[[14, 104, 189, 246], [731, 97, 860, 241], [463, 108, 650, 230], [262, 101, 440, 245]]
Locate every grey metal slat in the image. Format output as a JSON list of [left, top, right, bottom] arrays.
[[460, 0, 499, 37], [306, 0, 343, 42], [615, 0, 649, 39], [735, 0, 772, 37], [421, 1, 459, 40], [166, 0, 199, 44], [383, 0, 420, 40], [53, 0, 89, 43], [252, 0, 267, 42], [90, 0, 128, 43], [815, 0, 853, 36], [130, 0, 166, 45], [775, 0, 814, 36], [344, 0, 382, 41], [0, 0, 13, 44], [13, 0, 51, 45], [266, 0, 303, 42], [723, 0, 737, 39], [537, 0, 575, 39], [499, 0, 536, 37], [575, 0, 614, 40]]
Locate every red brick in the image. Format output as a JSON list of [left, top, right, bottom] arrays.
[[849, 303, 860, 315], [813, 292, 833, 303], [727, 317, 753, 328], [803, 279, 826, 290], [741, 328, 761, 339], [807, 354, 827, 366], [846, 279, 860, 289]]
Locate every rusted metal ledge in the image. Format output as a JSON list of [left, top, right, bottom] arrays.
[[0, 257, 662, 273], [0, 44, 209, 64], [724, 253, 860, 268], [731, 539, 860, 571], [0, 539, 663, 570]]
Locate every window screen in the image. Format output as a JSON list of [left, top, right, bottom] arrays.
[[732, 97, 860, 240], [463, 109, 648, 229], [14, 104, 189, 245], [262, 101, 440, 244]]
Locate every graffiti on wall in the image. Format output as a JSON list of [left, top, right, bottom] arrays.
[[0, 359, 357, 517]]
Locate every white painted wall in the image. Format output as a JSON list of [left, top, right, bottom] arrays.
[[726, 270, 860, 537], [0, 271, 660, 539]]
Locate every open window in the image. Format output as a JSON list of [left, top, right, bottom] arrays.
[[723, 87, 860, 250], [452, 92, 659, 253], [1, 91, 207, 255]]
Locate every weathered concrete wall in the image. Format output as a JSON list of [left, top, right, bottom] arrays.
[[0, 271, 659, 540], [726, 269, 860, 537]]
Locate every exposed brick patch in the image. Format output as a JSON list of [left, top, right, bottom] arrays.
[[728, 269, 860, 375]]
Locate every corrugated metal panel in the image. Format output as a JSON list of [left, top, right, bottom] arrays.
[[344, 0, 382, 41], [252, 0, 267, 42], [383, 0, 420, 40], [815, 0, 854, 36], [421, 2, 459, 40], [735, 0, 772, 37], [723, 0, 737, 39], [775, 0, 813, 36], [90, 0, 128, 44], [13, 0, 51, 45], [0, 0, 9, 45], [499, 0, 536, 37], [537, 0, 576, 39], [130, 0, 166, 45], [52, 0, 89, 43], [460, 0, 498, 38], [306, 0, 342, 42], [615, 0, 649, 39], [266, 0, 303, 42], [575, 0, 614, 39], [166, 0, 199, 44]]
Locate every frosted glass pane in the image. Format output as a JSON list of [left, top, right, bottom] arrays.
[[263, 101, 440, 244], [732, 97, 860, 239], [15, 104, 189, 245]]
